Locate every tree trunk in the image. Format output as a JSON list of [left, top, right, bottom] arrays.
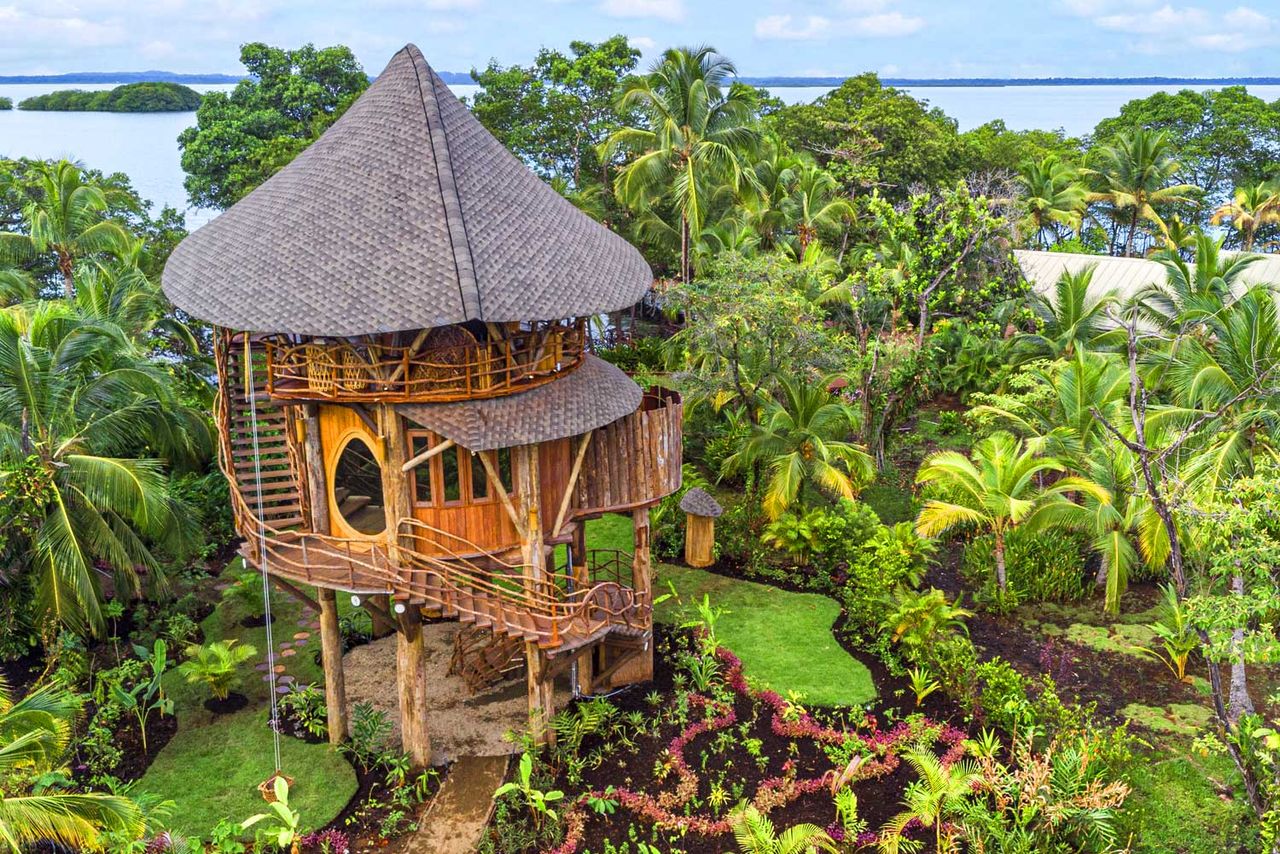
[[994, 527, 1008, 592], [59, 252, 75, 299], [1229, 573, 1255, 722], [916, 292, 929, 348], [681, 214, 691, 284], [1124, 209, 1139, 258]]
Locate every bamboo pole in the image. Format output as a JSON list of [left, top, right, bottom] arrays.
[[551, 431, 593, 539], [400, 437, 455, 472]]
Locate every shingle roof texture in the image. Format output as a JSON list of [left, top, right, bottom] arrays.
[[396, 355, 641, 451], [679, 487, 723, 518], [162, 44, 652, 336]]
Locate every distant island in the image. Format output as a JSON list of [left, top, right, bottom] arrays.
[[19, 82, 203, 112], [4, 70, 1279, 90], [0, 97, 11, 110]]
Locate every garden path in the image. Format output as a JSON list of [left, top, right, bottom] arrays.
[[406, 754, 508, 854]]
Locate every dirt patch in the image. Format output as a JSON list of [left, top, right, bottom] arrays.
[[341, 623, 571, 765], [204, 692, 250, 716]]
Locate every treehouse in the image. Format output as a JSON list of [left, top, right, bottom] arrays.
[[161, 44, 682, 765]]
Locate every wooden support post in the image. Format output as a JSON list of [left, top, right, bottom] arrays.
[[317, 588, 349, 744], [364, 595, 397, 637], [301, 404, 329, 535], [395, 608, 432, 768], [603, 507, 655, 688], [571, 523, 592, 695], [377, 405, 413, 559], [514, 444, 555, 743]]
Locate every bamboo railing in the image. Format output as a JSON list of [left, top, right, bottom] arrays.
[[262, 319, 588, 403]]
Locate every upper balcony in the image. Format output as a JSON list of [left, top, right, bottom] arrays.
[[262, 319, 588, 404]]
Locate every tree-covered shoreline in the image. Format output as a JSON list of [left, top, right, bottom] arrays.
[[18, 81, 202, 112]]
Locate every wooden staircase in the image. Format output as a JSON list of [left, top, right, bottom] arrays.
[[215, 336, 651, 666], [221, 340, 308, 533]]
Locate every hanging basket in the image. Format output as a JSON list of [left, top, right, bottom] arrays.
[[258, 771, 294, 803]]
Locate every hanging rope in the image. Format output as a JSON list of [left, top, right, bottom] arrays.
[[244, 337, 284, 774]]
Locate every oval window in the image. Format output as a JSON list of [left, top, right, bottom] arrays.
[[332, 436, 387, 535]]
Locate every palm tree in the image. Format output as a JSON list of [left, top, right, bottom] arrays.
[[1018, 155, 1086, 248], [1138, 234, 1259, 340], [1021, 266, 1119, 358], [0, 302, 203, 634], [779, 161, 853, 256], [1085, 130, 1200, 257], [722, 376, 874, 520], [1211, 181, 1280, 251], [0, 681, 143, 850], [602, 46, 762, 283], [879, 749, 980, 854], [731, 805, 836, 854], [915, 431, 1109, 593], [0, 161, 132, 298]]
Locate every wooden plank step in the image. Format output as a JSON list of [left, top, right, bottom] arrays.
[[245, 490, 301, 506], [337, 495, 371, 516]]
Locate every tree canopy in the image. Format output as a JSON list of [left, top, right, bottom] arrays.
[[177, 43, 369, 210]]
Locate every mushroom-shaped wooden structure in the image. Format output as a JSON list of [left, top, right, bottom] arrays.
[[680, 488, 723, 568], [162, 44, 682, 764]]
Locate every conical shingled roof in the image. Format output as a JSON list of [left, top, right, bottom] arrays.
[[162, 44, 652, 336]]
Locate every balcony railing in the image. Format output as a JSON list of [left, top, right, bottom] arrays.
[[263, 319, 588, 403]]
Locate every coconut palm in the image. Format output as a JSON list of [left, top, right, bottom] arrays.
[[779, 161, 853, 256], [1020, 266, 1119, 359], [0, 302, 203, 634], [1084, 130, 1200, 257], [731, 805, 837, 854], [915, 431, 1110, 593], [879, 749, 980, 854], [1017, 155, 1086, 248], [1138, 235, 1260, 345], [0, 161, 132, 298], [601, 46, 762, 283], [722, 376, 874, 520], [0, 680, 144, 850], [1211, 181, 1280, 251], [1166, 286, 1280, 495]]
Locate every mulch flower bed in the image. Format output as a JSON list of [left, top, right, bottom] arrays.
[[548, 646, 967, 853]]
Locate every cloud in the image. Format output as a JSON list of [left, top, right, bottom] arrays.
[[597, 0, 683, 22], [0, 6, 128, 48], [628, 35, 657, 51], [754, 9, 923, 41], [1088, 3, 1277, 52], [755, 14, 831, 40]]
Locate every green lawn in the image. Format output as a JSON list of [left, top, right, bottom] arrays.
[[1119, 749, 1257, 853], [573, 514, 877, 708], [138, 558, 358, 838], [136, 706, 356, 838], [655, 565, 877, 708]]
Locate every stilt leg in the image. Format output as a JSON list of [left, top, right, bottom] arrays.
[[318, 588, 349, 745], [396, 608, 431, 768]]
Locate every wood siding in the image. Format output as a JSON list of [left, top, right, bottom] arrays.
[[573, 388, 682, 517]]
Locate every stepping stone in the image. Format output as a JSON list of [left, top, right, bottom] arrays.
[[255, 662, 270, 671], [293, 631, 310, 640], [280, 648, 296, 658], [275, 685, 292, 694], [277, 641, 293, 649], [273, 665, 286, 674], [278, 675, 295, 684]]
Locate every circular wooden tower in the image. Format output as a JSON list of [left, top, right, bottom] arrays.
[[162, 44, 682, 765]]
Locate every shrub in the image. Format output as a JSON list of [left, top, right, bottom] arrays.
[[171, 471, 236, 556], [963, 527, 1089, 605], [976, 658, 1032, 734], [177, 640, 258, 701], [840, 522, 936, 654]]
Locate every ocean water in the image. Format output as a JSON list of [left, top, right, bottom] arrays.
[[3, 81, 1278, 228]]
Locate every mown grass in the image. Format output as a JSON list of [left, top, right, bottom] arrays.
[[575, 514, 877, 708], [655, 565, 877, 708], [1119, 748, 1257, 853], [139, 558, 357, 838]]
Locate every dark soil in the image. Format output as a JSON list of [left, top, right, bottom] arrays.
[[525, 627, 946, 854], [70, 703, 179, 785], [321, 758, 449, 853], [241, 613, 273, 628], [204, 692, 250, 715], [275, 705, 327, 744]]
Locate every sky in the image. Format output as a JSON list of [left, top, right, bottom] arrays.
[[1, 0, 1279, 79]]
